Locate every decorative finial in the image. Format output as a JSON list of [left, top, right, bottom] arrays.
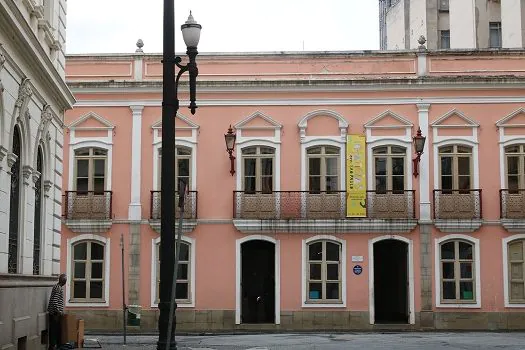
[[136, 39, 144, 53], [185, 11, 196, 24], [417, 35, 427, 50]]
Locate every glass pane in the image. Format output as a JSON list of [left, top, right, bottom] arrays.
[[506, 145, 520, 153], [309, 242, 322, 261], [74, 262, 85, 278], [375, 158, 386, 176], [179, 243, 189, 261], [177, 147, 191, 156], [75, 149, 90, 156], [511, 282, 525, 300], [90, 281, 103, 299], [327, 264, 339, 280], [508, 157, 519, 175], [91, 262, 103, 279], [442, 281, 456, 300], [457, 146, 471, 154], [242, 147, 256, 155], [325, 158, 338, 176], [73, 282, 86, 298], [177, 264, 188, 280], [76, 159, 89, 178], [325, 147, 339, 155], [508, 176, 519, 191], [375, 176, 387, 192], [441, 242, 455, 259], [94, 159, 105, 177], [93, 178, 105, 193], [260, 147, 274, 155], [308, 283, 322, 300], [244, 177, 256, 192], [459, 242, 473, 260], [373, 146, 387, 154], [442, 262, 454, 279], [309, 177, 321, 192], [326, 176, 338, 191], [440, 146, 453, 154], [261, 176, 273, 193], [460, 263, 472, 279], [459, 281, 474, 300], [91, 243, 104, 260], [307, 147, 321, 155], [244, 159, 256, 176], [309, 158, 321, 176], [326, 242, 340, 261], [509, 242, 524, 260], [76, 178, 89, 192], [441, 157, 452, 175], [392, 176, 404, 192], [511, 263, 524, 280], [176, 283, 189, 299], [93, 148, 107, 156], [441, 176, 453, 190], [326, 283, 340, 300], [458, 157, 470, 176], [310, 264, 321, 280], [74, 243, 87, 260], [261, 158, 273, 176], [392, 146, 405, 154], [178, 159, 190, 177], [392, 158, 404, 176]]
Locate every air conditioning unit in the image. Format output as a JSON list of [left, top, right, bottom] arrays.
[[439, 0, 449, 11]]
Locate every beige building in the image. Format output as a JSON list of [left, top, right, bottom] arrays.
[[0, 0, 74, 349], [380, 0, 525, 50]]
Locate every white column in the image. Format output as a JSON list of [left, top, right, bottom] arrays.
[[417, 103, 431, 222], [128, 105, 144, 221], [502, 0, 525, 48], [449, 0, 477, 48]]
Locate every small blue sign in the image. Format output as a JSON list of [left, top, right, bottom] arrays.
[[353, 265, 363, 275]]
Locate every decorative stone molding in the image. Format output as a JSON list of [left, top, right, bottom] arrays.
[[22, 165, 33, 179], [43, 180, 52, 197], [64, 220, 113, 233], [434, 219, 483, 233], [233, 219, 418, 234], [15, 79, 33, 108], [148, 220, 197, 234], [32, 170, 41, 184], [0, 146, 8, 163], [501, 220, 525, 233], [6, 152, 18, 169]]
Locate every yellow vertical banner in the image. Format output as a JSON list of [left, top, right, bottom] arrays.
[[346, 135, 367, 217]]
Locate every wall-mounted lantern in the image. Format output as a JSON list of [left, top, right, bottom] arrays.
[[412, 127, 426, 177], [224, 125, 236, 176]]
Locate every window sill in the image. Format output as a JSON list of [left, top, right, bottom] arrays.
[[150, 302, 195, 308], [435, 302, 480, 309], [66, 300, 109, 308], [505, 303, 525, 308], [302, 302, 346, 308]]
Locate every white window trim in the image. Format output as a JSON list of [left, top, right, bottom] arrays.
[[301, 235, 347, 308], [68, 140, 113, 191], [235, 235, 281, 325], [498, 138, 525, 190], [366, 139, 413, 191], [434, 234, 481, 308], [502, 234, 525, 308], [368, 235, 415, 325], [300, 138, 345, 192], [66, 234, 110, 307], [151, 236, 196, 308], [432, 139, 479, 190]]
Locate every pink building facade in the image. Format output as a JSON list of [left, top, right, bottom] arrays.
[[62, 48, 525, 331]]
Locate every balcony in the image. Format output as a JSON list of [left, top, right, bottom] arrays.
[[232, 190, 417, 234], [500, 189, 525, 232], [63, 191, 113, 233], [433, 189, 483, 232], [149, 191, 198, 233]]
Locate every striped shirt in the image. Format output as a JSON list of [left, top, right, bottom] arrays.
[[47, 283, 64, 315]]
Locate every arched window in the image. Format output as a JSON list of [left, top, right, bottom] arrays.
[[33, 147, 44, 275], [158, 146, 192, 191], [155, 241, 192, 304], [504, 144, 525, 191], [71, 241, 106, 302], [507, 239, 525, 303], [439, 240, 475, 303], [74, 147, 107, 193], [242, 146, 274, 193], [307, 146, 339, 193], [8, 126, 22, 274], [372, 145, 406, 192], [305, 240, 342, 303], [439, 145, 472, 191]]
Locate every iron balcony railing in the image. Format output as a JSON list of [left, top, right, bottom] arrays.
[[150, 190, 198, 220], [500, 189, 525, 219], [433, 189, 482, 220], [233, 190, 415, 220], [64, 191, 113, 220]]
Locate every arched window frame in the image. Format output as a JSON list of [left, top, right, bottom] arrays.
[[437, 144, 474, 191], [369, 141, 411, 192], [32, 146, 45, 275], [306, 145, 340, 192], [66, 234, 110, 307], [301, 235, 347, 308], [503, 234, 525, 307], [434, 234, 481, 308], [68, 141, 112, 192], [8, 125, 23, 274], [151, 236, 196, 308], [153, 141, 197, 192]]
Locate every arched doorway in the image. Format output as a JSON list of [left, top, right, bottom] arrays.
[[240, 239, 275, 324]]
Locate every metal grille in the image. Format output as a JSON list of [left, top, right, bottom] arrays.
[[33, 150, 43, 275], [64, 191, 113, 220], [8, 127, 21, 274], [150, 190, 198, 220], [500, 189, 525, 219], [433, 189, 482, 219]]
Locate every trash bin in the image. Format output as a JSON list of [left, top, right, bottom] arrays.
[[127, 305, 141, 326]]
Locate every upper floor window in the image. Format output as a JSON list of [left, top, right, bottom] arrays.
[[306, 240, 342, 304], [8, 126, 22, 274], [439, 145, 472, 191], [75, 148, 107, 193], [307, 146, 339, 193], [439, 30, 450, 49], [33, 148, 44, 275], [489, 22, 502, 48], [242, 146, 274, 193], [373, 145, 405, 193], [505, 145, 525, 191], [71, 240, 105, 302], [158, 147, 192, 190], [155, 241, 192, 304], [439, 240, 475, 303], [508, 239, 525, 304]]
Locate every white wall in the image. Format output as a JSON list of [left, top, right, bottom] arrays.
[[502, 0, 525, 48], [386, 0, 407, 50], [409, 0, 428, 49], [450, 0, 477, 48]]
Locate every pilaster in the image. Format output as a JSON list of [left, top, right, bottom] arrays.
[[128, 105, 144, 221]]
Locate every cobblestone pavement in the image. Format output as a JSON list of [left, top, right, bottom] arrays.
[[86, 332, 525, 350]]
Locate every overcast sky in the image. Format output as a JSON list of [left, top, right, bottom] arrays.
[[66, 0, 380, 54]]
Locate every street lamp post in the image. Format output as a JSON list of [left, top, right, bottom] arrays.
[[158, 2, 201, 350]]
